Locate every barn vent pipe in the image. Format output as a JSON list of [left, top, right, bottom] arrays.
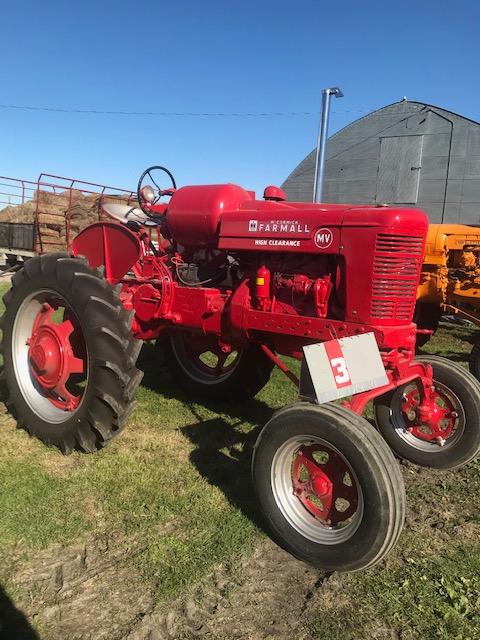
[[313, 87, 343, 203]]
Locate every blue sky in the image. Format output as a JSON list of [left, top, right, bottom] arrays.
[[1, 0, 479, 196]]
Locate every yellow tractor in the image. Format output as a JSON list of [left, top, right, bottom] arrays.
[[416, 224, 480, 377]]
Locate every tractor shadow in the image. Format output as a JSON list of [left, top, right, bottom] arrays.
[[180, 413, 266, 529], [137, 342, 272, 531], [0, 584, 39, 640]]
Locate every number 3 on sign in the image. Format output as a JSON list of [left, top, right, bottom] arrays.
[[330, 356, 351, 385], [302, 333, 388, 404]]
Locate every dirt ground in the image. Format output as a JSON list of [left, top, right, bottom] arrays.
[[2, 534, 318, 639], [5, 534, 326, 640], [4, 450, 478, 640]]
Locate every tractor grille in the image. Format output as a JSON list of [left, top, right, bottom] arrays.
[[371, 233, 424, 320]]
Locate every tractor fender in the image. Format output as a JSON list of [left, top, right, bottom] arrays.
[[72, 222, 141, 283]]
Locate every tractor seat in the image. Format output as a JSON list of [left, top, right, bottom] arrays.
[[102, 203, 158, 226]]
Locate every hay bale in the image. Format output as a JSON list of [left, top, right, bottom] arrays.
[[0, 188, 133, 254], [40, 228, 61, 238]]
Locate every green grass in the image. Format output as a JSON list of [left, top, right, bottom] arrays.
[[0, 460, 88, 547], [0, 277, 298, 602], [310, 544, 480, 640], [0, 278, 479, 638]]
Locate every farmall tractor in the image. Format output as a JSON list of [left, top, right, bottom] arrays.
[[416, 223, 480, 378], [2, 167, 480, 573]]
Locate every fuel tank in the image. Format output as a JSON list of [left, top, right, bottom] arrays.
[[166, 184, 253, 247]]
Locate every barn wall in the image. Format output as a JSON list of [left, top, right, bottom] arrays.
[[282, 101, 480, 225]]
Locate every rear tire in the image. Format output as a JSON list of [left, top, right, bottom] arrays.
[[252, 402, 405, 572], [374, 355, 480, 469], [164, 332, 274, 401], [0, 253, 143, 453]]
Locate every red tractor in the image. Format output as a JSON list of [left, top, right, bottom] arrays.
[[2, 166, 480, 572]]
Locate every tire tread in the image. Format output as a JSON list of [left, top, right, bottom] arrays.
[[0, 254, 142, 453]]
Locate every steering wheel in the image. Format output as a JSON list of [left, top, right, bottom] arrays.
[[137, 165, 177, 215]]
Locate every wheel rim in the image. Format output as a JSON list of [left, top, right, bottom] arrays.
[[12, 289, 88, 423], [171, 333, 243, 385], [271, 436, 364, 545], [389, 380, 465, 451]]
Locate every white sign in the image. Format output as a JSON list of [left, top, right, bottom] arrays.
[[301, 333, 388, 404]]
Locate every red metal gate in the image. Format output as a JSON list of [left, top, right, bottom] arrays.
[[0, 173, 136, 254]]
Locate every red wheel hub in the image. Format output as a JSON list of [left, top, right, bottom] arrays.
[[292, 444, 358, 525], [401, 385, 458, 444], [27, 302, 85, 411]]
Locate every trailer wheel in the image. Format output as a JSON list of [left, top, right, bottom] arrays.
[[164, 332, 274, 400], [0, 253, 143, 453], [413, 302, 442, 348], [374, 355, 480, 469], [252, 402, 405, 572]]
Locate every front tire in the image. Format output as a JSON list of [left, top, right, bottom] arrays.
[[252, 402, 405, 572], [0, 254, 143, 453], [374, 355, 480, 469]]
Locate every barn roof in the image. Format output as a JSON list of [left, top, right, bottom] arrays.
[[330, 99, 480, 141], [282, 100, 480, 224]]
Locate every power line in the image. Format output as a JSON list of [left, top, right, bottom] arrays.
[[0, 103, 369, 117]]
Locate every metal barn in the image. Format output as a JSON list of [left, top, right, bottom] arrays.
[[282, 100, 480, 224]]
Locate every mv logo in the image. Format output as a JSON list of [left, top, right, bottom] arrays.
[[248, 220, 258, 232], [314, 227, 334, 249]]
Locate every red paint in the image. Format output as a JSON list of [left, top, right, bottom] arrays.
[[167, 184, 253, 247], [401, 385, 458, 443], [292, 443, 358, 525], [27, 300, 86, 411], [263, 185, 287, 201], [260, 344, 299, 386], [72, 222, 141, 283], [255, 265, 270, 308], [324, 340, 352, 389]]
